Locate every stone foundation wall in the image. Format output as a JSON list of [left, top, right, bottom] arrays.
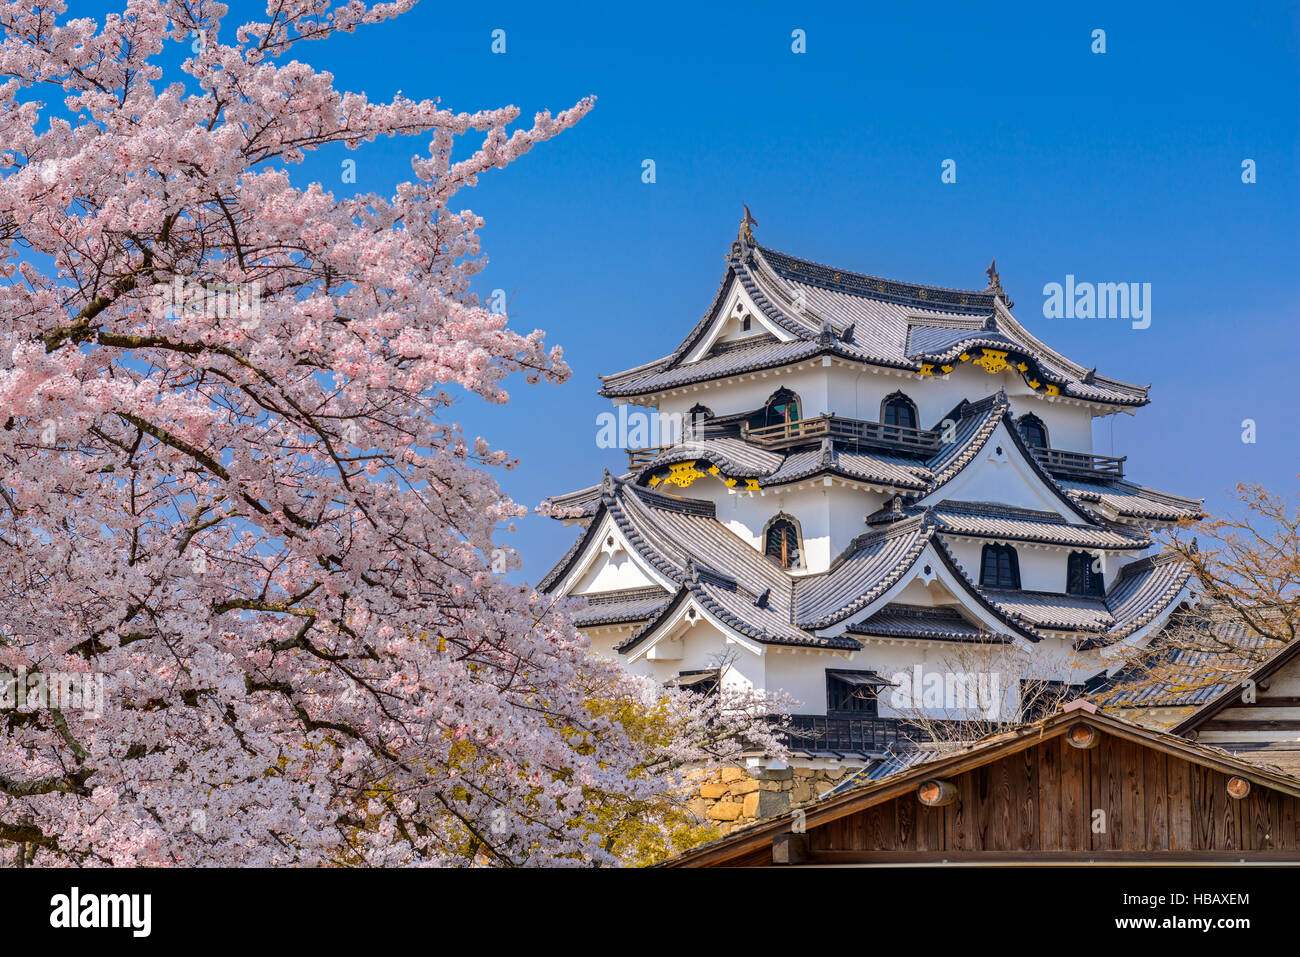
[[688, 765, 854, 836]]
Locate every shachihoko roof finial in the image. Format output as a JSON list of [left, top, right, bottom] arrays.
[[739, 204, 758, 245], [984, 258, 1013, 308]]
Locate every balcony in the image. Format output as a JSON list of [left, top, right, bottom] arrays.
[[627, 445, 673, 470], [741, 414, 941, 455], [1029, 447, 1125, 480], [781, 714, 907, 755]]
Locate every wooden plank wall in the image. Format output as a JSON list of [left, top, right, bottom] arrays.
[[807, 732, 1300, 857], [1199, 656, 1300, 749]]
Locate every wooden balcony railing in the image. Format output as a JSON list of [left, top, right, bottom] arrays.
[[1030, 447, 1125, 480], [627, 445, 674, 470], [741, 414, 941, 455], [627, 421, 1125, 480]]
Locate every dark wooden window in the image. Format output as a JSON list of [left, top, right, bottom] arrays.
[[674, 670, 720, 696], [1018, 414, 1049, 449], [826, 670, 880, 715], [881, 391, 918, 430], [741, 314, 751, 331], [765, 516, 801, 569], [980, 543, 1021, 589], [686, 403, 712, 439], [760, 388, 801, 429], [1020, 679, 1085, 721], [1066, 550, 1104, 597]]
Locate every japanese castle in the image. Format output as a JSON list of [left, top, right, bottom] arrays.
[[540, 212, 1203, 767]]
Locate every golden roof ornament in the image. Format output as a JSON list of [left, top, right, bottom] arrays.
[[984, 258, 1013, 308], [739, 204, 758, 245]]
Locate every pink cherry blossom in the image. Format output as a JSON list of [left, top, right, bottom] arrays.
[[0, 0, 784, 867]]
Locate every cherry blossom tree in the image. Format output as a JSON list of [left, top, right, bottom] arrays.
[[0, 0, 783, 866]]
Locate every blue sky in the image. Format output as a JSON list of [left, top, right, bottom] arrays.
[[80, 1, 1300, 581]]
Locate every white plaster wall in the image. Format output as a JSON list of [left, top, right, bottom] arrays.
[[654, 362, 833, 422], [595, 604, 1106, 722], [823, 362, 1095, 450], [942, 537, 1149, 594], [570, 547, 659, 595], [655, 474, 884, 574], [918, 422, 1075, 516], [582, 626, 635, 661], [762, 632, 1095, 720], [621, 616, 766, 693], [946, 538, 1078, 593], [649, 360, 1098, 456]]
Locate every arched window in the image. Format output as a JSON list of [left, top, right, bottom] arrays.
[[685, 403, 712, 440], [761, 388, 801, 429], [764, 514, 802, 569], [880, 391, 918, 430], [741, 314, 752, 332], [980, 543, 1021, 589], [1018, 413, 1049, 449], [1067, 550, 1104, 597]]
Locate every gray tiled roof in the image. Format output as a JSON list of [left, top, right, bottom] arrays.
[[906, 325, 1020, 356], [633, 435, 931, 492], [600, 337, 835, 397], [1057, 477, 1205, 523], [607, 484, 859, 652], [923, 392, 1009, 490], [600, 243, 1150, 407], [793, 515, 938, 630], [1098, 551, 1196, 643], [982, 588, 1115, 632], [571, 587, 672, 627], [634, 437, 785, 479], [976, 549, 1192, 642], [544, 477, 626, 519], [540, 472, 1190, 652], [846, 603, 1008, 644], [828, 745, 953, 794], [1097, 621, 1279, 709], [764, 444, 930, 490], [928, 501, 1150, 549]]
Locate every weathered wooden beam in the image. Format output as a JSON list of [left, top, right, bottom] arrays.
[[1226, 776, 1252, 800], [1066, 723, 1099, 750], [772, 832, 810, 865], [917, 779, 958, 807], [806, 849, 1300, 865], [1201, 718, 1300, 731]]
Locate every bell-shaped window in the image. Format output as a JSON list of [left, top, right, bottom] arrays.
[[881, 391, 918, 430], [1018, 414, 1049, 449], [760, 388, 801, 429], [980, 543, 1021, 589], [764, 515, 801, 569], [1066, 550, 1104, 597]]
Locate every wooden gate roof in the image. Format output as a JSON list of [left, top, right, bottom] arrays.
[[664, 702, 1300, 867]]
